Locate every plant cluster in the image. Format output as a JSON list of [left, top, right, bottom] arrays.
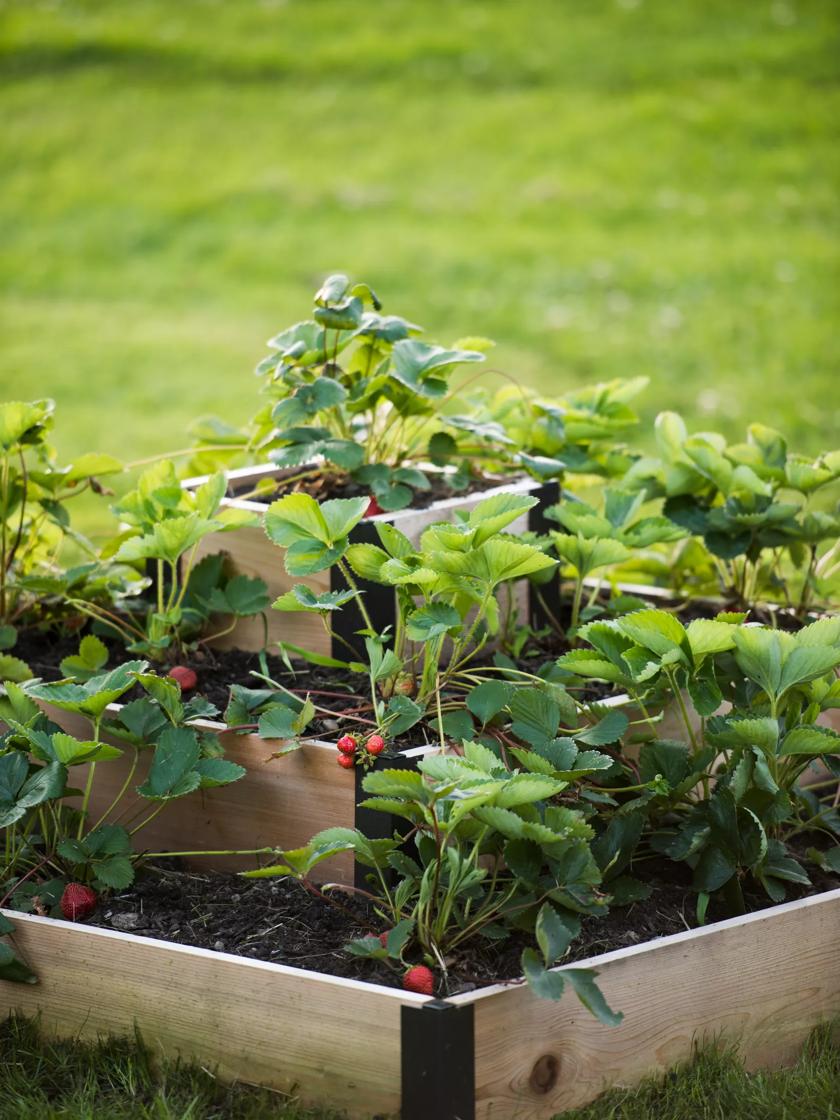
[[1, 275, 839, 1024]]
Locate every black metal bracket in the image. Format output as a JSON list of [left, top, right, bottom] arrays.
[[330, 519, 396, 660], [401, 999, 476, 1120], [527, 480, 562, 630], [353, 751, 419, 889]]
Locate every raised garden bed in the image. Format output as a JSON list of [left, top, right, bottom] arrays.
[[181, 464, 559, 653], [3, 885, 839, 1119]]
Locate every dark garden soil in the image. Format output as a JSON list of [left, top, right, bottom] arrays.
[[228, 463, 520, 511], [87, 840, 839, 1000]]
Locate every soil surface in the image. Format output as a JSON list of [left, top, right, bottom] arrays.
[[229, 463, 519, 512], [87, 841, 839, 999]]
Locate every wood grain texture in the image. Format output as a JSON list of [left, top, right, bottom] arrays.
[[0, 911, 422, 1118], [454, 887, 840, 1119], [38, 703, 438, 883], [192, 472, 543, 651]]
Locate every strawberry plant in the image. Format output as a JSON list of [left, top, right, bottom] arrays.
[[0, 662, 245, 902], [624, 412, 840, 612], [479, 376, 648, 482], [190, 273, 513, 511], [265, 489, 557, 739], [244, 746, 622, 1024], [90, 461, 269, 660], [557, 609, 840, 915], [0, 399, 124, 679], [539, 487, 687, 635]]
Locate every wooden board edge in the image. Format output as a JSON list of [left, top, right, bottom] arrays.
[[448, 885, 840, 1006], [0, 907, 427, 1005]]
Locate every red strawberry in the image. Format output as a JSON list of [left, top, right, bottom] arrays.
[[60, 883, 98, 922], [379, 930, 391, 948], [365, 496, 384, 517], [337, 734, 357, 755], [337, 753, 355, 770], [168, 665, 197, 691], [403, 965, 435, 996], [366, 734, 385, 756]]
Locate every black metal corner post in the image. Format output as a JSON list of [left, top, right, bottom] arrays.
[[330, 519, 396, 660], [527, 480, 562, 630], [401, 1000, 476, 1120], [353, 751, 419, 889]]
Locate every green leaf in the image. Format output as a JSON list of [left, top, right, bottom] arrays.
[[65, 452, 122, 481], [0, 943, 38, 984], [264, 492, 330, 546], [194, 758, 247, 787], [521, 947, 567, 1000], [495, 774, 565, 808], [779, 725, 840, 756], [93, 855, 135, 890], [257, 705, 298, 740], [467, 680, 513, 725], [344, 542, 390, 581], [618, 609, 689, 659], [535, 902, 574, 965], [272, 585, 356, 613], [574, 709, 628, 746], [405, 603, 460, 641], [136, 726, 201, 801], [0, 654, 33, 682], [693, 845, 736, 892], [385, 695, 424, 736], [509, 690, 560, 746], [59, 635, 109, 681], [563, 968, 624, 1026]]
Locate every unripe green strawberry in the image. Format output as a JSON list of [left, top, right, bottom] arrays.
[[393, 674, 416, 697]]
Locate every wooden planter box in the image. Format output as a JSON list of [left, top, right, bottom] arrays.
[[182, 465, 558, 654], [38, 703, 438, 887], [3, 887, 839, 1119]]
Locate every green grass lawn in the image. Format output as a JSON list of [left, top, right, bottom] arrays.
[[2, 1015, 838, 1120], [2, 0, 838, 480]]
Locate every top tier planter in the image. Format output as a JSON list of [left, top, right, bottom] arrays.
[[181, 464, 559, 656]]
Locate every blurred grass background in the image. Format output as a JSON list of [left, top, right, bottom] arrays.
[[1, 0, 838, 474]]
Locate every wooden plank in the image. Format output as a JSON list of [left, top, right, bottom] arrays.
[[39, 704, 438, 883], [0, 911, 421, 1119], [193, 523, 331, 653], [456, 887, 840, 1119]]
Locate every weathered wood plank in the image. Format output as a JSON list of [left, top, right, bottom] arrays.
[[456, 887, 840, 1119], [0, 912, 421, 1119]]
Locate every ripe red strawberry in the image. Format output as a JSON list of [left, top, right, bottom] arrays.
[[337, 753, 355, 770], [336, 734, 357, 755], [168, 665, 197, 691], [379, 930, 391, 948], [403, 965, 435, 995], [60, 883, 98, 922], [366, 734, 385, 755], [365, 496, 384, 517]]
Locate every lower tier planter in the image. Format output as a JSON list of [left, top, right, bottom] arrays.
[[182, 464, 559, 655], [3, 886, 839, 1120], [39, 703, 437, 886]]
